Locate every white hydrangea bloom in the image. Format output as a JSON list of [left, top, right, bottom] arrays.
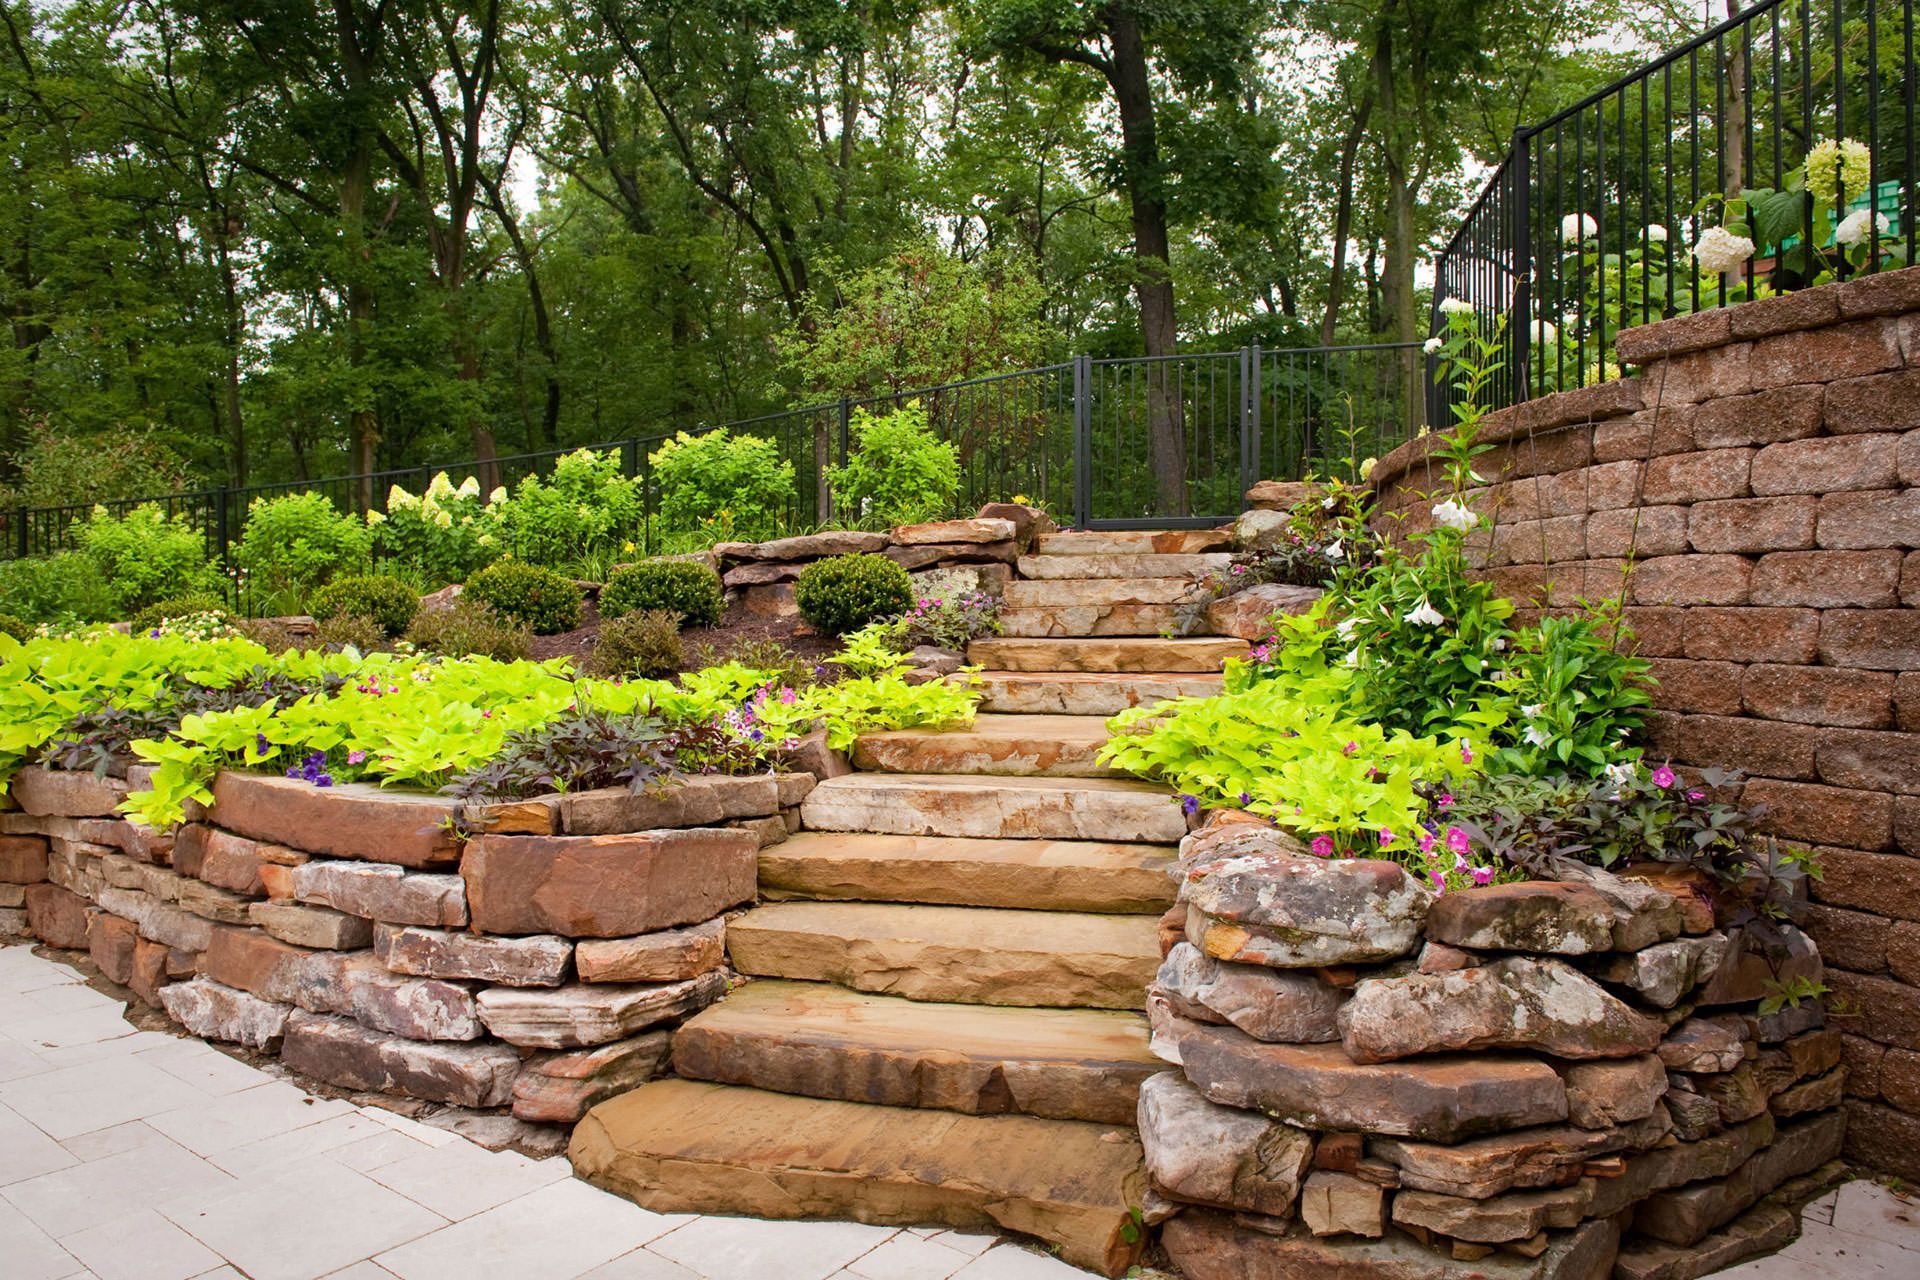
[[487, 486, 508, 506], [1835, 208, 1889, 247], [1438, 297, 1476, 316], [426, 471, 456, 500], [1531, 317, 1558, 345], [1691, 225, 1756, 275], [456, 475, 481, 499], [1644, 223, 1669, 243], [1561, 212, 1598, 243], [1423, 336, 1444, 355]]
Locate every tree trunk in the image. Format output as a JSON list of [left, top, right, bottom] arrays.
[[1721, 1, 1748, 208], [215, 226, 247, 487], [1322, 88, 1374, 347], [1372, 18, 1422, 439], [337, 2, 383, 510], [1106, 8, 1186, 517]]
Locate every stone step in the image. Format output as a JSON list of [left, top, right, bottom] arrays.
[[759, 831, 1176, 913], [1001, 577, 1196, 607], [850, 714, 1117, 778], [998, 604, 1186, 638], [974, 671, 1225, 716], [968, 636, 1248, 673], [1015, 553, 1231, 580], [671, 980, 1160, 1125], [726, 901, 1162, 1009], [800, 773, 1185, 843], [570, 1079, 1147, 1277], [1035, 529, 1232, 556]]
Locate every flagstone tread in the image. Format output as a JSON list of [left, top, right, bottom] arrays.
[[850, 714, 1118, 777], [726, 900, 1162, 1009], [1034, 530, 1233, 556], [968, 636, 1248, 672], [570, 1079, 1147, 1277], [971, 670, 1224, 716], [998, 604, 1186, 638], [671, 980, 1159, 1124], [800, 772, 1185, 842], [758, 831, 1176, 912]]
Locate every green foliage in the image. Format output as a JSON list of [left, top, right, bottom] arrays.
[[795, 553, 914, 636], [592, 609, 684, 678], [403, 601, 531, 661], [371, 473, 498, 585], [599, 560, 724, 627], [0, 614, 30, 641], [463, 561, 583, 634], [2, 426, 193, 510], [308, 575, 421, 638], [648, 429, 794, 541], [824, 403, 960, 525], [0, 552, 113, 624], [72, 505, 218, 619], [314, 613, 388, 653], [234, 494, 372, 612], [889, 589, 1003, 651], [489, 450, 644, 570]]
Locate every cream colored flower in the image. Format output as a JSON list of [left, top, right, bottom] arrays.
[[427, 471, 455, 500], [386, 484, 417, 510], [457, 476, 481, 500], [1560, 212, 1598, 243], [1423, 336, 1444, 355], [1404, 598, 1446, 627], [1430, 499, 1478, 532], [365, 509, 385, 526], [1691, 225, 1756, 275], [1836, 208, 1889, 247], [1806, 138, 1871, 205], [1438, 297, 1475, 316], [1644, 223, 1669, 243], [487, 486, 507, 506], [433, 509, 453, 529]]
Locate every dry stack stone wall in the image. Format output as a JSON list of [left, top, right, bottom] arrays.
[[1, 763, 812, 1132], [1145, 815, 1844, 1280], [1370, 266, 1920, 1181]]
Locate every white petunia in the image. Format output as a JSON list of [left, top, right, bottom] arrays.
[[1691, 225, 1756, 275], [1324, 540, 1345, 562], [1404, 598, 1445, 627], [1430, 499, 1478, 532], [1524, 725, 1552, 747], [1334, 618, 1358, 639], [1835, 208, 1890, 247], [1561, 212, 1598, 243], [1522, 703, 1544, 717], [1322, 496, 1337, 510], [1438, 297, 1476, 316]]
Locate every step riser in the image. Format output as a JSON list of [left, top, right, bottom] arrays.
[[975, 674, 1224, 716], [1035, 530, 1232, 556], [1016, 553, 1231, 579], [801, 782, 1187, 843], [849, 733, 1119, 778], [1002, 578, 1196, 607], [759, 838, 1175, 914], [999, 604, 1187, 638], [968, 637, 1247, 672]]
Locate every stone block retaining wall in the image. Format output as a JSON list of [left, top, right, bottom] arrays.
[[1144, 815, 1845, 1280], [1368, 266, 1920, 1181], [0, 763, 812, 1132]]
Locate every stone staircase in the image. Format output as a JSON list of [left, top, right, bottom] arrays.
[[570, 528, 1249, 1277]]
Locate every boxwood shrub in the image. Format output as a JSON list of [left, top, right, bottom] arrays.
[[308, 574, 421, 637], [463, 561, 583, 634], [599, 560, 723, 628], [794, 553, 913, 636]]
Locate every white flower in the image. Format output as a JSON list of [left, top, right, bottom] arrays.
[[1358, 456, 1376, 480], [1531, 317, 1558, 345], [456, 476, 481, 499], [1404, 598, 1445, 627], [1645, 223, 1669, 243], [1323, 540, 1345, 562], [1430, 499, 1477, 532], [1321, 496, 1337, 511], [1523, 725, 1552, 747], [1561, 212, 1598, 243], [433, 509, 453, 530], [365, 509, 385, 526], [487, 486, 507, 506], [477, 532, 494, 546], [386, 484, 418, 510], [1334, 618, 1358, 639], [1835, 208, 1890, 247], [1603, 761, 1637, 792], [427, 471, 456, 500], [1342, 647, 1361, 666], [1490, 637, 1506, 651], [1522, 703, 1544, 717], [1423, 336, 1444, 355], [1438, 297, 1475, 316], [1691, 225, 1756, 275]]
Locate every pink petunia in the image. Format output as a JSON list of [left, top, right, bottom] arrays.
[[1460, 743, 1474, 764], [1470, 866, 1494, 886], [1310, 835, 1334, 858], [1418, 829, 1436, 853], [1378, 828, 1394, 847], [1651, 764, 1677, 788], [1445, 826, 1471, 855]]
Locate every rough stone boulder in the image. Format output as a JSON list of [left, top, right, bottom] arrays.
[[373, 924, 572, 987], [159, 977, 291, 1050], [281, 1010, 520, 1107], [891, 516, 1017, 545], [1372, 1111, 1674, 1199], [1339, 957, 1665, 1063], [461, 828, 756, 937], [1589, 933, 1730, 1008], [1423, 882, 1617, 955], [1137, 1071, 1313, 1218], [209, 773, 460, 868], [574, 919, 727, 983], [1181, 850, 1432, 968], [509, 1032, 674, 1125], [1152, 942, 1343, 1043], [1230, 507, 1290, 550], [475, 971, 728, 1048], [1205, 584, 1323, 640], [1163, 1209, 1620, 1280], [1557, 1054, 1669, 1129], [1658, 1014, 1751, 1073], [1692, 924, 1821, 1007]]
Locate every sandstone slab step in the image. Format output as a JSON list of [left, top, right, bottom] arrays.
[[851, 714, 1116, 777], [974, 671, 1224, 716], [1035, 530, 1232, 556], [998, 603, 1185, 638], [727, 901, 1162, 1009], [672, 980, 1158, 1124], [570, 1079, 1146, 1277], [968, 636, 1247, 672], [759, 831, 1175, 913], [1163, 1208, 1619, 1280], [801, 773, 1184, 842]]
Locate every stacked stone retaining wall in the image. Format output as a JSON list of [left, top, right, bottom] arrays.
[[1369, 266, 1920, 1181], [1, 763, 812, 1135]]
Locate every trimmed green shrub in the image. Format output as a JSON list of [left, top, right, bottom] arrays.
[[825, 402, 958, 525], [591, 609, 683, 678], [794, 553, 913, 636], [0, 613, 29, 641], [649, 428, 794, 539], [599, 560, 723, 627], [403, 600, 531, 660], [463, 561, 583, 634], [235, 492, 372, 610], [77, 504, 220, 617], [309, 575, 420, 637]]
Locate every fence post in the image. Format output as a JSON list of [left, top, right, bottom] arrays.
[[620, 438, 638, 479], [13, 507, 25, 559], [1071, 356, 1091, 529], [1242, 344, 1262, 504], [1510, 129, 1534, 405], [836, 398, 851, 468]]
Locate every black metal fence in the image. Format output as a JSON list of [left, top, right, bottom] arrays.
[[1434, 0, 1917, 408], [0, 343, 1423, 561]]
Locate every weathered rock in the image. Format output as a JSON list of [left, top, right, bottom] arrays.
[[87, 910, 139, 985], [199, 927, 483, 1040], [801, 774, 1187, 843], [574, 919, 727, 983], [198, 829, 307, 895], [1663, 1082, 1725, 1141], [967, 635, 1248, 673], [462, 829, 755, 938], [23, 882, 90, 947], [0, 883, 23, 909], [1694, 925, 1821, 1006], [1751, 1028, 1842, 1091], [1557, 1054, 1667, 1129], [1204, 585, 1323, 640], [173, 877, 257, 925], [209, 773, 460, 868], [1770, 1069, 1845, 1117], [1689, 1062, 1771, 1124], [730, 529, 890, 561], [476, 971, 728, 1048], [1392, 1179, 1594, 1243], [1162, 1210, 1620, 1280], [280, 1011, 520, 1107], [886, 541, 1018, 570], [464, 796, 560, 836], [850, 715, 1115, 779], [374, 924, 572, 987], [1172, 1019, 1568, 1142], [126, 936, 179, 1005], [247, 901, 373, 950], [1612, 1200, 1798, 1280], [1616, 862, 1719, 934], [289, 859, 467, 926], [1370, 1111, 1674, 1199], [0, 834, 49, 883], [510, 1032, 674, 1124], [1298, 1171, 1384, 1238], [1181, 852, 1431, 968], [1137, 1072, 1313, 1218], [1416, 942, 1479, 973], [95, 886, 214, 952], [11, 766, 129, 817], [1152, 942, 1343, 1043], [1591, 934, 1729, 1008], [1424, 882, 1617, 955], [1634, 1111, 1846, 1246], [892, 516, 1017, 545], [159, 977, 292, 1050], [1659, 1014, 1751, 1073], [1245, 480, 1311, 512], [0, 906, 24, 935], [1748, 1001, 1824, 1043], [1338, 958, 1663, 1063]]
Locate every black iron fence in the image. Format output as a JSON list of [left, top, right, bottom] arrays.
[[0, 342, 1423, 561], [1434, 0, 1917, 409]]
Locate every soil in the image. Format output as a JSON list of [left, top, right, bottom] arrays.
[[527, 596, 838, 677]]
